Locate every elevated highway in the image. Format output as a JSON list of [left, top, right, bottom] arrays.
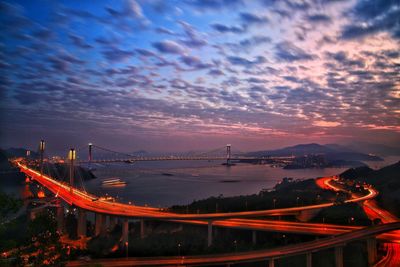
[[17, 162, 377, 220], [16, 160, 400, 266], [67, 222, 400, 266]]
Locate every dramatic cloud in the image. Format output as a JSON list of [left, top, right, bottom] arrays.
[[306, 14, 331, 24], [152, 40, 185, 54], [211, 23, 245, 34], [239, 12, 269, 25], [1, 0, 399, 153], [341, 0, 400, 39], [275, 41, 315, 61]]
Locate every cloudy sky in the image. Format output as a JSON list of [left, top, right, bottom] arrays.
[[1, 0, 399, 154]]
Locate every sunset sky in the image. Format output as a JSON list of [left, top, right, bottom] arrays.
[[1, 0, 399, 154]]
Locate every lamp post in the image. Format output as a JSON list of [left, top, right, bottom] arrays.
[[125, 241, 128, 258], [68, 148, 76, 194], [39, 140, 45, 175], [273, 198, 277, 209]]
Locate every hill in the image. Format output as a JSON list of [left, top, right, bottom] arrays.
[[246, 143, 382, 160], [244, 143, 383, 169], [3, 147, 39, 159], [340, 161, 400, 217], [0, 150, 26, 186]]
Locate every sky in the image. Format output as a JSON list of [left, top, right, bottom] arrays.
[[0, 0, 399, 154]]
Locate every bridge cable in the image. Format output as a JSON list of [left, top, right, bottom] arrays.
[[192, 146, 227, 157]]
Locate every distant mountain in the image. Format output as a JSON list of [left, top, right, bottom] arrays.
[[130, 150, 148, 156], [0, 149, 11, 170], [246, 143, 332, 157], [0, 149, 25, 185], [3, 147, 39, 159], [343, 141, 400, 156], [245, 143, 383, 162]]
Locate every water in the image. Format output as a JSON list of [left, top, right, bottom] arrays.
[[84, 161, 347, 207]]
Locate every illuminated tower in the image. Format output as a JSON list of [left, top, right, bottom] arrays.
[[39, 140, 45, 175], [226, 144, 231, 166], [68, 148, 76, 194]]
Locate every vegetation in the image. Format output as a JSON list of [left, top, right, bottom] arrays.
[[340, 161, 400, 217], [170, 178, 338, 214], [88, 222, 318, 258], [0, 211, 69, 266], [311, 203, 372, 226], [0, 192, 23, 223], [0, 150, 25, 186]]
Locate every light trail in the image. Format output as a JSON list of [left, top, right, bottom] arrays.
[[17, 162, 378, 220]]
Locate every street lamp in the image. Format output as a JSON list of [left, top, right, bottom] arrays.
[[178, 243, 181, 256], [125, 241, 129, 258], [273, 198, 277, 209], [296, 196, 300, 206], [234, 240, 237, 252], [68, 148, 76, 194]]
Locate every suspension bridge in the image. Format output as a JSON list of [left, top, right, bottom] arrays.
[[74, 143, 294, 165], [14, 140, 400, 266]]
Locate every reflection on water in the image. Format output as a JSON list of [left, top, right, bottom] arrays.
[[85, 161, 347, 207]]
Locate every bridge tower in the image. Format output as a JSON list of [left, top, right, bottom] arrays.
[[88, 143, 93, 165], [39, 140, 45, 175], [68, 148, 76, 194], [226, 144, 231, 166]]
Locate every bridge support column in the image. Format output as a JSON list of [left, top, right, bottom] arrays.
[[268, 258, 275, 267], [95, 213, 105, 236], [335, 246, 343, 267], [122, 218, 129, 245], [109, 216, 117, 231], [56, 206, 64, 233], [140, 219, 145, 239], [306, 252, 312, 267], [367, 237, 377, 265], [252, 230, 257, 245], [208, 220, 213, 247], [226, 144, 231, 166], [77, 209, 86, 238]]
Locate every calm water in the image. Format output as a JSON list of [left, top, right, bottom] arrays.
[[3, 157, 398, 207], [84, 161, 347, 207]]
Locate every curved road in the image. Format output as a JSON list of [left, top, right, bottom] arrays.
[[17, 162, 377, 220], [67, 222, 400, 266], [16, 161, 400, 265]]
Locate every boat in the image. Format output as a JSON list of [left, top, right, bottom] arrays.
[[101, 178, 127, 187]]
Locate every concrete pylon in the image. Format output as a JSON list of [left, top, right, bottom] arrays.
[[268, 258, 275, 267], [252, 230, 257, 245], [335, 246, 343, 267], [140, 219, 145, 239], [122, 218, 129, 245], [306, 252, 312, 267], [77, 209, 86, 238], [367, 238, 377, 265], [95, 213, 105, 236], [109, 216, 117, 231], [208, 220, 213, 247], [56, 206, 64, 233]]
